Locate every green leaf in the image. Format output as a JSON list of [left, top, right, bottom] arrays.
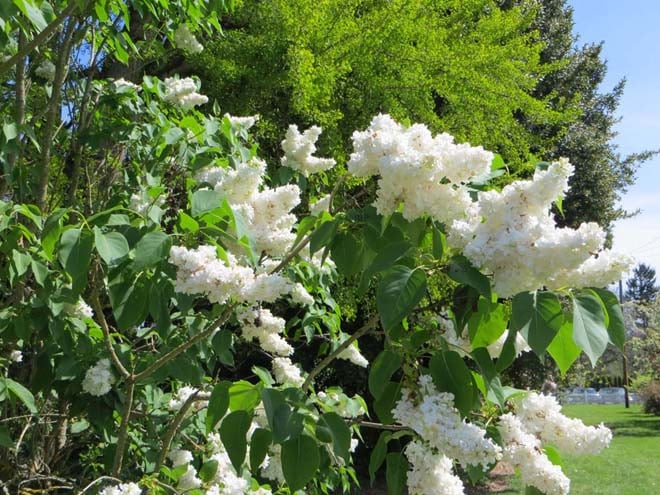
[[385, 452, 408, 495], [365, 241, 413, 279], [198, 459, 219, 483], [544, 445, 563, 467], [229, 381, 261, 411], [572, 293, 609, 366], [11, 249, 31, 278], [14, 0, 48, 31], [191, 189, 225, 217], [309, 217, 338, 255], [30, 258, 49, 286], [3, 118, 17, 140], [591, 288, 626, 350], [331, 232, 365, 276], [369, 350, 402, 400], [94, 227, 129, 265], [373, 381, 402, 425], [369, 431, 391, 484], [108, 277, 149, 330], [447, 256, 491, 300], [262, 388, 292, 443], [318, 412, 351, 460], [547, 321, 581, 376], [511, 291, 564, 356], [220, 410, 252, 472], [41, 208, 67, 260], [0, 425, 14, 448], [468, 297, 507, 348], [250, 428, 272, 472], [133, 231, 171, 271], [5, 378, 37, 413], [58, 228, 93, 294], [281, 434, 320, 491], [212, 329, 234, 366], [428, 351, 477, 417], [206, 381, 230, 434], [377, 265, 427, 332], [525, 486, 545, 495]]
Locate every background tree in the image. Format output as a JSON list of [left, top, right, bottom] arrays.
[[626, 263, 658, 303], [522, 0, 657, 235]]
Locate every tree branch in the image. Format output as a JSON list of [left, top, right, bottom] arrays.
[[302, 315, 380, 392], [0, 2, 79, 76]]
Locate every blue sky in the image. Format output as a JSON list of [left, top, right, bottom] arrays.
[[569, 0, 660, 276]]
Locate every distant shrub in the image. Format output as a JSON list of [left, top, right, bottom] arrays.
[[640, 380, 660, 415]]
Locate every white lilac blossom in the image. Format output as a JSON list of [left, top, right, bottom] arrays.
[[348, 115, 631, 296], [194, 159, 301, 257], [238, 308, 293, 356], [392, 375, 501, 469], [337, 339, 369, 368], [261, 443, 285, 483], [225, 113, 259, 129], [405, 440, 465, 495], [272, 357, 305, 386], [514, 392, 612, 455], [113, 78, 140, 91], [348, 114, 491, 225], [290, 283, 314, 306], [99, 483, 141, 495], [169, 386, 200, 411], [173, 24, 203, 53], [10, 350, 22, 363], [169, 246, 299, 306], [169, 449, 202, 491], [310, 194, 331, 216], [207, 431, 250, 495], [281, 125, 336, 176], [163, 77, 208, 109], [448, 158, 633, 296], [130, 191, 164, 216], [499, 413, 570, 495], [35, 59, 56, 81], [81, 359, 115, 396], [440, 318, 530, 359], [65, 299, 94, 319]]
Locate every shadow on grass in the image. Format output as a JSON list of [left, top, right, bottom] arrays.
[[601, 411, 660, 437]]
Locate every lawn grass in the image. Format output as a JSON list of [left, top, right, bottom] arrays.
[[505, 404, 660, 495]]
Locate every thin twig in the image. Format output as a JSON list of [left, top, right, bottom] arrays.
[[155, 391, 201, 472], [354, 420, 410, 431], [0, 2, 79, 75], [77, 476, 123, 495], [134, 304, 236, 382], [90, 266, 131, 379], [112, 378, 135, 476], [302, 315, 380, 392]]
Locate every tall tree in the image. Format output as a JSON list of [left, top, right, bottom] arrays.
[[523, 0, 657, 235], [190, 0, 575, 167], [626, 263, 658, 303]]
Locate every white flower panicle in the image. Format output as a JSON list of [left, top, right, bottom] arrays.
[[310, 194, 331, 216], [10, 350, 23, 363], [348, 114, 491, 225], [405, 440, 465, 495], [281, 125, 336, 176], [173, 24, 203, 53], [113, 78, 140, 91], [392, 375, 502, 469], [99, 483, 141, 495], [290, 283, 315, 306], [130, 191, 164, 216], [261, 443, 285, 483], [238, 307, 293, 356], [163, 77, 208, 108], [272, 357, 305, 386], [168, 449, 202, 490], [65, 299, 94, 319], [169, 246, 300, 305], [337, 339, 369, 368], [225, 113, 259, 129], [196, 158, 266, 204], [82, 359, 115, 396], [514, 392, 612, 455], [169, 386, 202, 411], [440, 318, 530, 359], [499, 413, 570, 495], [35, 59, 56, 81], [348, 115, 631, 296], [448, 158, 633, 296]]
